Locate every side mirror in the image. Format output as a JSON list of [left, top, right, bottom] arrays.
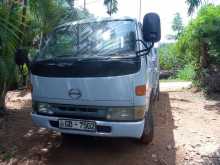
[[143, 13, 161, 43]]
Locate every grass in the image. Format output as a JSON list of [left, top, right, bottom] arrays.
[[176, 64, 195, 81], [2, 152, 14, 161], [160, 64, 195, 83]]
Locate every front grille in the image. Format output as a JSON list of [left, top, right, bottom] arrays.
[[49, 104, 108, 120], [55, 106, 98, 113]]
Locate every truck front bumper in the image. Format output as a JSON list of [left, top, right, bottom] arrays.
[[31, 113, 145, 139]]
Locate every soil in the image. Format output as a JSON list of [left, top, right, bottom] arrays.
[[0, 89, 220, 165]]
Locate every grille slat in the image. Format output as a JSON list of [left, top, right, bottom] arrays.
[[49, 105, 107, 120]]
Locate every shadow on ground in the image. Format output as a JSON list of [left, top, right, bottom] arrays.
[[202, 148, 220, 165], [0, 92, 177, 165], [204, 103, 220, 114], [46, 92, 176, 165]]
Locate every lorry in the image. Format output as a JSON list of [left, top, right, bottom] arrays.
[[18, 13, 161, 144]]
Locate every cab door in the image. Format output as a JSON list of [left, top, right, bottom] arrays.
[[151, 48, 160, 96], [147, 50, 154, 90]]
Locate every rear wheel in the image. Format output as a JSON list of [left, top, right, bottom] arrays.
[[140, 107, 154, 145]]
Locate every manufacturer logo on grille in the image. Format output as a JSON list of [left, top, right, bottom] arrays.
[[68, 89, 82, 100]]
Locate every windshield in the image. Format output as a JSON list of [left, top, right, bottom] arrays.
[[37, 20, 136, 60]]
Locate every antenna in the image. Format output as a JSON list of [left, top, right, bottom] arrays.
[[139, 0, 142, 21], [110, 0, 112, 16], [84, 0, 86, 9]]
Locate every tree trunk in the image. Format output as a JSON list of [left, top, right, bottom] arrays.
[[199, 39, 210, 91], [0, 82, 7, 113], [201, 41, 209, 68]]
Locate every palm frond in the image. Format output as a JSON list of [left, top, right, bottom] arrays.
[[0, 2, 21, 56], [186, 0, 203, 15], [104, 0, 118, 15]]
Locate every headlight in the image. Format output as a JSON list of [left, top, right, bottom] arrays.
[[107, 106, 145, 121], [33, 102, 54, 115]]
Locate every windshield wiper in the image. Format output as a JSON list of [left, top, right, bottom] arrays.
[[54, 54, 73, 58], [75, 56, 112, 62]]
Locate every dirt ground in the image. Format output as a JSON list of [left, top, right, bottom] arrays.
[[0, 89, 220, 165]]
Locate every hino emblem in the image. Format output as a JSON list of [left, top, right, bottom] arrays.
[[68, 89, 82, 99]]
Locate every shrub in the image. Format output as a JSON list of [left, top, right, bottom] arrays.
[[158, 43, 180, 70], [0, 57, 18, 108], [176, 64, 196, 81], [175, 4, 220, 92]]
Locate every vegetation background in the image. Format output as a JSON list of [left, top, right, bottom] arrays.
[[158, 4, 220, 93], [0, 0, 93, 109]]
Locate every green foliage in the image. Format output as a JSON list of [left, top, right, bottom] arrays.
[[186, 0, 203, 15], [0, 144, 16, 162], [0, 2, 21, 56], [172, 12, 184, 39], [104, 0, 118, 16], [158, 42, 195, 81], [158, 43, 182, 70], [0, 0, 92, 108], [30, 0, 67, 34], [176, 4, 220, 91], [0, 2, 22, 108], [0, 56, 18, 108], [177, 5, 220, 62], [176, 64, 196, 80], [179, 5, 220, 60]]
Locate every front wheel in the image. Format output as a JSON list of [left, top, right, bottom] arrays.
[[140, 109, 154, 145]]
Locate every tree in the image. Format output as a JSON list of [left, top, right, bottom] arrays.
[[186, 0, 203, 15], [0, 0, 91, 110], [0, 1, 21, 110], [172, 12, 184, 39], [104, 0, 118, 16], [176, 5, 220, 92]]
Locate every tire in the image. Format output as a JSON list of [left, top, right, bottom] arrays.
[[140, 108, 154, 145]]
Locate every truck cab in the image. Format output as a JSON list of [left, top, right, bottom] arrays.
[[29, 13, 161, 144]]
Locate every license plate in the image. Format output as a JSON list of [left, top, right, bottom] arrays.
[[59, 119, 96, 132]]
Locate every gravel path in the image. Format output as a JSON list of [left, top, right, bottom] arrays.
[[0, 85, 220, 165], [160, 81, 192, 92]]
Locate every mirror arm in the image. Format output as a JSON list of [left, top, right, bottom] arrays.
[[136, 39, 148, 48], [136, 40, 154, 56]]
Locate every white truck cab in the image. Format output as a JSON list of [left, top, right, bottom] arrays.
[[28, 13, 161, 144]]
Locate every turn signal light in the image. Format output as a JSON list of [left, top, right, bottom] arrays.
[[135, 85, 146, 96]]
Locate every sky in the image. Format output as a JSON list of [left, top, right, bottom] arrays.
[[75, 0, 220, 42]]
